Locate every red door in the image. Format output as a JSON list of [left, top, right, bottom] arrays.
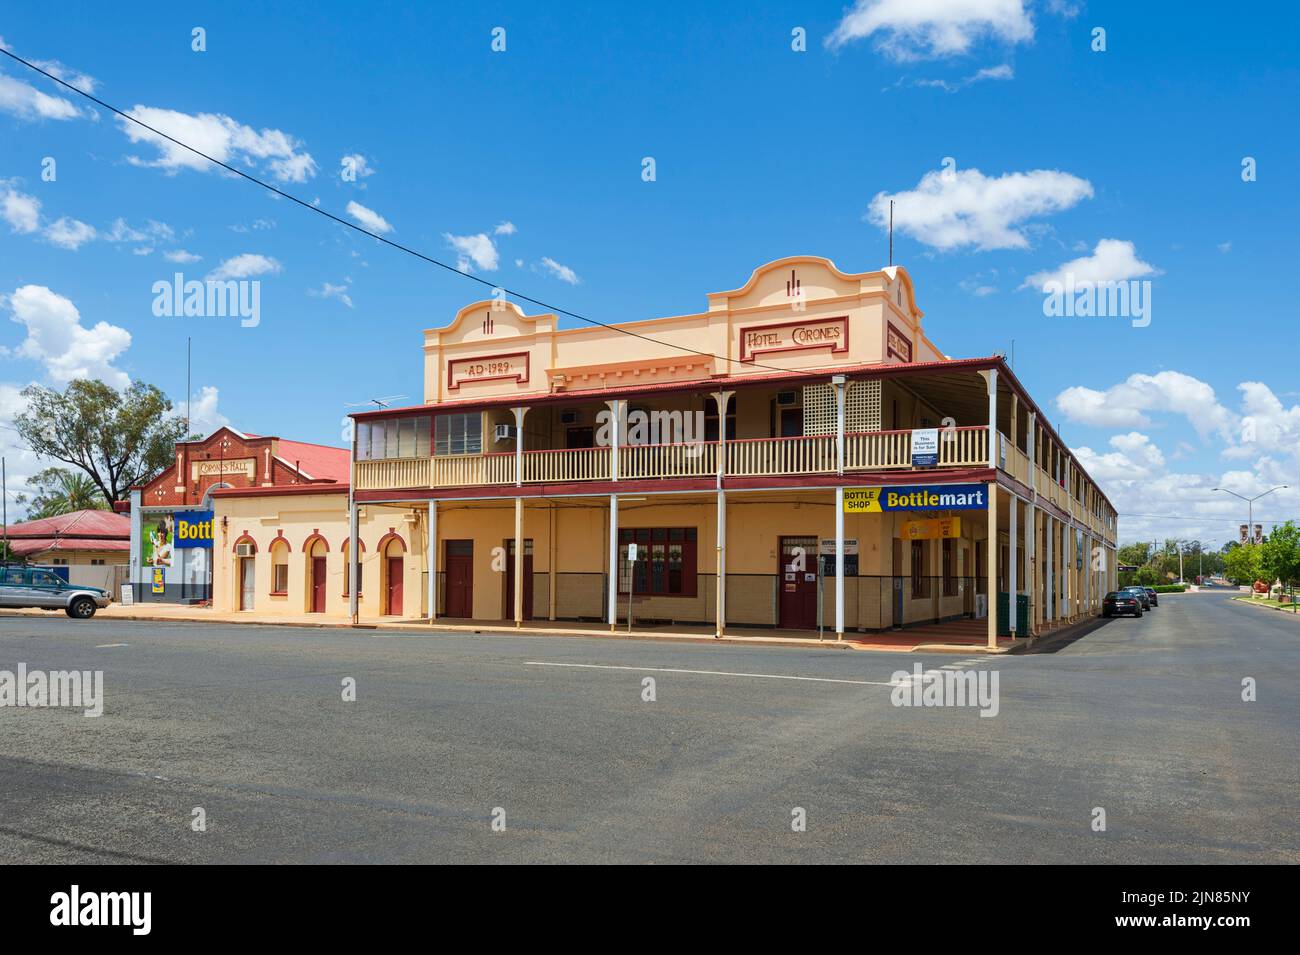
[[504, 539, 534, 620], [311, 557, 327, 613], [386, 557, 403, 615], [444, 540, 473, 618], [778, 536, 819, 630]]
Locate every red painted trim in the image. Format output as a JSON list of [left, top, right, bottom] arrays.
[[271, 529, 292, 552], [232, 533, 258, 553], [303, 532, 329, 553], [376, 530, 407, 553], [886, 321, 913, 363], [738, 315, 849, 363], [211, 483, 347, 498], [446, 351, 530, 391], [339, 537, 368, 552]]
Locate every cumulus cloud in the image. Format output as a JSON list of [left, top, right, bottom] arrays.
[[827, 0, 1035, 59], [1024, 239, 1159, 291], [1, 184, 40, 233], [117, 105, 317, 182], [1073, 432, 1166, 483], [43, 216, 97, 250], [1055, 371, 1237, 444], [493, 221, 517, 235], [538, 256, 581, 284], [0, 73, 86, 121], [340, 153, 374, 182], [178, 385, 228, 438], [163, 249, 201, 263], [2, 284, 131, 388], [345, 200, 392, 234], [444, 232, 499, 273], [207, 253, 282, 280], [867, 166, 1093, 251]]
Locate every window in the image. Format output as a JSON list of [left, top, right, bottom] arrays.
[[51, 557, 68, 565], [910, 541, 927, 598], [3, 568, 24, 585], [942, 539, 956, 596], [91, 559, 105, 566], [31, 570, 61, 587], [434, 413, 483, 456], [618, 527, 697, 596], [271, 541, 289, 594], [357, 416, 432, 461]]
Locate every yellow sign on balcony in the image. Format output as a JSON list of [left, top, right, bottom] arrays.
[[901, 517, 962, 540]]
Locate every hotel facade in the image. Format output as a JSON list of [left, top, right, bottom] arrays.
[[291, 255, 1119, 646]]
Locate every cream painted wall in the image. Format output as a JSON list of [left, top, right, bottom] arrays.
[[212, 493, 427, 619]]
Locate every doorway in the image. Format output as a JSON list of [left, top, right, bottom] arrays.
[[504, 538, 534, 620], [444, 540, 474, 618], [239, 556, 255, 610], [778, 536, 818, 630], [311, 556, 327, 613]]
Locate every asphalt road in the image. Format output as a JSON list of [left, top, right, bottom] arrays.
[[0, 590, 1295, 864]]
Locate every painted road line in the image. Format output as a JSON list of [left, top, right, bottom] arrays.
[[524, 661, 897, 686], [95, 643, 130, 648]]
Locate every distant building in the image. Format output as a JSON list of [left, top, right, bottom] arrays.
[[1, 509, 131, 591], [126, 427, 349, 603]]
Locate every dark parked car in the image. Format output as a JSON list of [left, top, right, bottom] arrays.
[[1143, 587, 1159, 607], [1122, 585, 1151, 610], [1103, 591, 1144, 617]]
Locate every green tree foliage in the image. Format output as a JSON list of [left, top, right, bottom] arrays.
[[14, 467, 109, 518], [14, 380, 186, 506], [1259, 521, 1300, 589], [1224, 542, 1263, 585]]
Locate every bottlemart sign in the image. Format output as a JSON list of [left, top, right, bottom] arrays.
[[843, 484, 989, 513]]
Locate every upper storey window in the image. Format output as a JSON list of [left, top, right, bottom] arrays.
[[357, 416, 431, 460], [434, 413, 483, 456]]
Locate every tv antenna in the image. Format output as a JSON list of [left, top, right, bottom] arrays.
[[344, 395, 407, 410]]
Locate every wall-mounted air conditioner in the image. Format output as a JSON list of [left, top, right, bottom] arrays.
[[776, 390, 799, 406], [559, 409, 581, 425], [235, 543, 254, 557], [493, 424, 517, 442]]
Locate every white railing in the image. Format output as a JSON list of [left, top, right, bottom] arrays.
[[727, 435, 837, 476], [523, 447, 610, 483], [621, 442, 717, 479]]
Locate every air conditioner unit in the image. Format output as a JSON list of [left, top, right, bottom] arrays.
[[776, 390, 799, 406], [235, 543, 254, 557], [493, 423, 517, 442], [559, 409, 581, 425]]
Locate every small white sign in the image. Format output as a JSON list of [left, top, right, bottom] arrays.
[[911, 428, 939, 466], [626, 543, 638, 562], [119, 585, 134, 606], [819, 539, 859, 555]]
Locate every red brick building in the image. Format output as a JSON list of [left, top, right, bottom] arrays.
[[127, 427, 349, 602]]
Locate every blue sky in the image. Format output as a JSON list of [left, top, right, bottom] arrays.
[[1, 1, 1298, 545]]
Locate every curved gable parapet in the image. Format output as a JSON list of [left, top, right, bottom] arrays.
[[424, 300, 557, 345], [707, 255, 922, 320]]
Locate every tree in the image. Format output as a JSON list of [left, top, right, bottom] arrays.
[[1224, 542, 1262, 586], [14, 380, 186, 506], [1118, 542, 1153, 567], [15, 467, 110, 518], [1259, 521, 1300, 592]]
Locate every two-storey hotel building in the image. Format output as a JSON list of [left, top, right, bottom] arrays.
[[324, 255, 1117, 646]]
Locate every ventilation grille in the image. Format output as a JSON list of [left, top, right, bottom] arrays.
[[802, 380, 881, 435]]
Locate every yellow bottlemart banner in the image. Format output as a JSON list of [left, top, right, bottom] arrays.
[[901, 517, 962, 540], [843, 483, 989, 513]]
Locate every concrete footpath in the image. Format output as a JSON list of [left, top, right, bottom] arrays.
[[0, 602, 1050, 654]]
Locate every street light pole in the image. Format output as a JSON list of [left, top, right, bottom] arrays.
[[1213, 485, 1288, 546]]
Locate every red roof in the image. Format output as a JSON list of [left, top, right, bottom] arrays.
[[275, 440, 350, 482], [3, 509, 131, 540], [8, 537, 130, 556]]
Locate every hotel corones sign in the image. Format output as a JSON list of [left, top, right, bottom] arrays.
[[739, 317, 848, 362]]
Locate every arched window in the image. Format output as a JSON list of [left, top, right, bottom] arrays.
[[270, 538, 290, 595]]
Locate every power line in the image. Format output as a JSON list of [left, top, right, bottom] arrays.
[[0, 46, 807, 379]]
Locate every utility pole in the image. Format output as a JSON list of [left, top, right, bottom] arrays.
[[2, 457, 7, 563]]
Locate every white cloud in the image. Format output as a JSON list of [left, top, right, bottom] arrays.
[[538, 256, 581, 284], [828, 0, 1035, 59], [309, 281, 354, 309], [105, 217, 174, 244], [164, 249, 201, 263], [1217, 241, 1232, 254], [909, 62, 1014, 92], [43, 216, 97, 250], [3, 284, 131, 388], [178, 385, 228, 437], [1055, 371, 1237, 444], [207, 253, 282, 280], [1, 185, 40, 233], [345, 200, 392, 234], [867, 166, 1093, 251], [1023, 239, 1159, 291], [1073, 432, 1166, 483], [117, 106, 317, 182], [493, 221, 517, 236], [340, 153, 374, 180], [0, 73, 86, 120], [444, 232, 499, 272]]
